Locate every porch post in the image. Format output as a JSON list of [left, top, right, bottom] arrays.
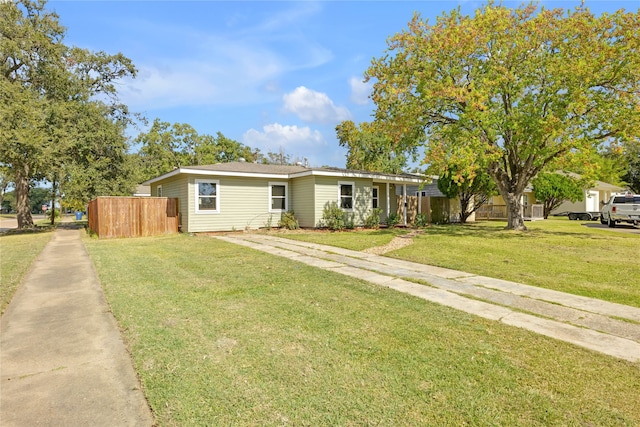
[[418, 190, 422, 214], [386, 183, 390, 219], [403, 184, 407, 226]]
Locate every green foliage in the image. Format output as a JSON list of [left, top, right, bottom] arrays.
[[621, 141, 640, 193], [344, 216, 355, 230], [1, 0, 136, 228], [364, 207, 383, 229], [28, 188, 50, 213], [136, 118, 257, 180], [437, 165, 496, 223], [532, 173, 584, 219], [385, 212, 400, 228], [367, 3, 640, 230], [413, 212, 428, 228], [278, 211, 299, 230], [320, 202, 345, 231], [45, 208, 60, 220], [336, 121, 410, 173]]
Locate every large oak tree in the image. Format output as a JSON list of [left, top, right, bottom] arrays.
[[366, 2, 640, 230], [1, 0, 136, 228]]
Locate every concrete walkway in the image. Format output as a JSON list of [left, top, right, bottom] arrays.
[[216, 233, 640, 363], [0, 225, 154, 426]]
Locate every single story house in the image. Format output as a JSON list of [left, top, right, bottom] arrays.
[[133, 184, 151, 197], [144, 162, 425, 233], [550, 173, 624, 215], [477, 172, 624, 220], [478, 185, 544, 221]]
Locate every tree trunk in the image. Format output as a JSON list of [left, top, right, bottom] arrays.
[[504, 191, 527, 231], [50, 178, 57, 226], [15, 165, 34, 229], [459, 192, 472, 223]]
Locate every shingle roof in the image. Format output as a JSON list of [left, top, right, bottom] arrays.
[[144, 161, 425, 184], [185, 162, 308, 174]]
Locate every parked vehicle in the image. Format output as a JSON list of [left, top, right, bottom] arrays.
[[600, 193, 640, 227], [567, 211, 600, 221]]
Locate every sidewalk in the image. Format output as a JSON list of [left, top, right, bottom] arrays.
[[216, 233, 640, 363], [0, 225, 154, 426]]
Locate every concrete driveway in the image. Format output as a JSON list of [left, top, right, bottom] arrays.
[[581, 222, 640, 235]]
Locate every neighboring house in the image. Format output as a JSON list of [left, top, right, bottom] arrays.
[[144, 162, 424, 232], [550, 173, 624, 215], [400, 180, 468, 224], [133, 185, 151, 197], [477, 185, 544, 220], [477, 173, 624, 220]]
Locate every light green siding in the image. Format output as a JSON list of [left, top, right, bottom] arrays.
[[290, 175, 315, 228], [186, 176, 290, 232], [151, 171, 419, 232], [150, 176, 188, 231], [313, 176, 373, 227]]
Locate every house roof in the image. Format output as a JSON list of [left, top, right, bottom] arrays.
[[133, 184, 151, 196], [562, 171, 625, 192], [144, 162, 425, 185]]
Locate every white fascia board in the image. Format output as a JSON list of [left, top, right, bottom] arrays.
[[290, 169, 424, 184], [190, 170, 290, 179], [144, 168, 290, 184], [143, 168, 182, 185]]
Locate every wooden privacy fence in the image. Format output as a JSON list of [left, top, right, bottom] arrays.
[[88, 197, 179, 238]]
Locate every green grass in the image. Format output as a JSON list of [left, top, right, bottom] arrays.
[[282, 228, 407, 251], [284, 218, 640, 307], [0, 230, 54, 313], [84, 233, 640, 426]]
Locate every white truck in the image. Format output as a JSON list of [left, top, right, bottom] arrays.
[[600, 193, 640, 227]]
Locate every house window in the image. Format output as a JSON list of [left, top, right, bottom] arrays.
[[269, 182, 288, 212], [339, 182, 354, 210], [195, 179, 219, 214], [156, 185, 162, 197], [372, 186, 379, 209]]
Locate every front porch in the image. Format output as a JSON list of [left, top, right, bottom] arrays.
[[475, 204, 545, 221]]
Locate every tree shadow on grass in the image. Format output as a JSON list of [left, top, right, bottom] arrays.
[[417, 221, 615, 241]]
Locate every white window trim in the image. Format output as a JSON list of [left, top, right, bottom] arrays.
[[156, 185, 162, 197], [268, 182, 288, 213], [195, 179, 220, 214], [338, 181, 355, 212], [372, 185, 379, 209]]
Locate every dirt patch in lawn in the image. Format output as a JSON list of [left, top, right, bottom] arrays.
[[363, 229, 424, 255]]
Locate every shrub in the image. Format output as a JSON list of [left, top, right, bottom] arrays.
[[264, 214, 273, 230], [414, 213, 428, 228], [344, 216, 355, 230], [321, 202, 345, 231], [46, 209, 61, 220], [365, 208, 382, 229], [386, 212, 400, 228], [278, 211, 299, 230]]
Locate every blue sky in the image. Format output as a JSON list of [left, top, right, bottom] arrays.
[[49, 0, 635, 168]]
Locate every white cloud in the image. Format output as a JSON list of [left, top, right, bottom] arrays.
[[117, 4, 332, 110], [243, 123, 325, 152], [349, 76, 372, 105], [283, 86, 352, 124]]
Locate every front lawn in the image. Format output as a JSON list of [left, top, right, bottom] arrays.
[[284, 217, 640, 307], [84, 233, 640, 426]]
